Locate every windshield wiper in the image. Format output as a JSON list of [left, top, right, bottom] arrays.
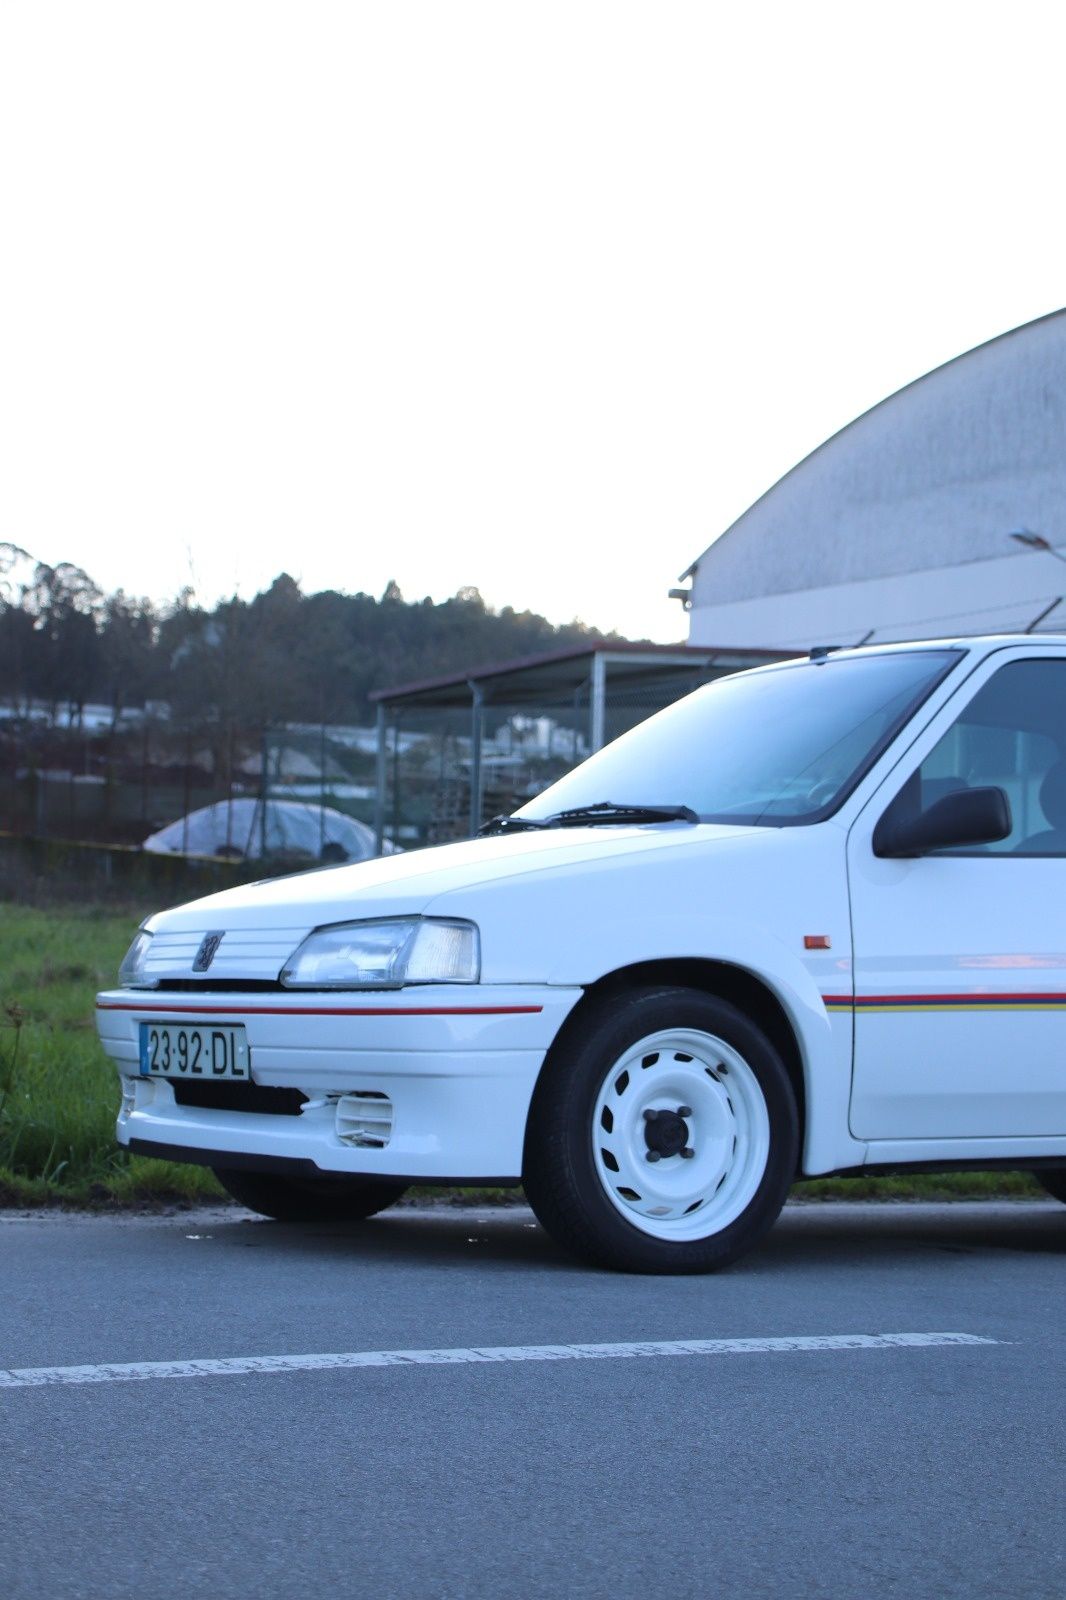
[[546, 802, 699, 827], [478, 814, 550, 837], [479, 802, 698, 836]]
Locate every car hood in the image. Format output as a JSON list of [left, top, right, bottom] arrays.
[[148, 822, 757, 932]]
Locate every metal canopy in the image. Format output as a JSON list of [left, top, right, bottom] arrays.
[[370, 640, 787, 848], [369, 641, 783, 711]]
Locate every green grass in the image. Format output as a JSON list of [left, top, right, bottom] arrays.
[[794, 1170, 1040, 1201], [0, 899, 1047, 1208], [0, 903, 223, 1206]]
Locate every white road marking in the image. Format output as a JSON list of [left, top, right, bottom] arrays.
[[0, 1331, 997, 1390]]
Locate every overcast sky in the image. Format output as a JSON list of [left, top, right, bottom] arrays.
[[2, 1, 1064, 643]]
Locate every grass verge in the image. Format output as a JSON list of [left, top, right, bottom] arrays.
[[0, 902, 224, 1208], [0, 899, 1048, 1209]]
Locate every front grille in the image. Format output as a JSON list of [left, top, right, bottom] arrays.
[[170, 1080, 308, 1116], [155, 979, 285, 993]]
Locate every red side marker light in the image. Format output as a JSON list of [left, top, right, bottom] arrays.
[[804, 934, 831, 951]]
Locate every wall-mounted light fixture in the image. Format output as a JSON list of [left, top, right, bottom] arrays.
[[1009, 529, 1066, 563]]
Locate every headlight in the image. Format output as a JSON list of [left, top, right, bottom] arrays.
[[118, 928, 156, 989], [280, 918, 480, 989]]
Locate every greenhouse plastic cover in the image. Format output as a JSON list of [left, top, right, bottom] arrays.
[[142, 799, 392, 862]]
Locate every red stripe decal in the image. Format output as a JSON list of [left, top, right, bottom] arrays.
[[96, 1001, 543, 1017], [822, 992, 1066, 1007]]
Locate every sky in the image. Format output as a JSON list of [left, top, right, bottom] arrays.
[[2, 1, 1065, 644]]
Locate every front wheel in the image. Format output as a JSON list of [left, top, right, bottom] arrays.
[[523, 987, 799, 1273], [212, 1166, 409, 1222]]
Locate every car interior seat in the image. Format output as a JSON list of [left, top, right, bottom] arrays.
[[1012, 758, 1066, 854]]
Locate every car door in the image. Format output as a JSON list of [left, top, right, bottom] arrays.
[[846, 648, 1066, 1140]]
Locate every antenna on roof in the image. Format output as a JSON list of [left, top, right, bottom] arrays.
[[808, 645, 843, 661]]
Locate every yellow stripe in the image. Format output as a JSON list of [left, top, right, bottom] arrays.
[[826, 1001, 1066, 1014]]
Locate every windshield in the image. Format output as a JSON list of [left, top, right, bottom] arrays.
[[517, 650, 960, 827]]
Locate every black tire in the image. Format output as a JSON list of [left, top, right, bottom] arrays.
[[1034, 1170, 1066, 1205], [212, 1166, 409, 1222], [523, 986, 799, 1274]]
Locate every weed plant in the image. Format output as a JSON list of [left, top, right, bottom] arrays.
[[0, 903, 219, 1205]]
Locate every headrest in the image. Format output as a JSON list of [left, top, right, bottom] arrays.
[[1040, 759, 1066, 829]]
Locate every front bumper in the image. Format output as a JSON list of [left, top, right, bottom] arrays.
[[95, 985, 582, 1180]]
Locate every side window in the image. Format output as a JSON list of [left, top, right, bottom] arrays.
[[912, 659, 1066, 855]]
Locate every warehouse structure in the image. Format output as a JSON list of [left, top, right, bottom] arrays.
[[680, 309, 1066, 650]]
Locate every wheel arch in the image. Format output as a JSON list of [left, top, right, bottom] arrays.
[[530, 957, 808, 1168]]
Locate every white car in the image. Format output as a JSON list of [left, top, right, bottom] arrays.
[[96, 635, 1066, 1272]]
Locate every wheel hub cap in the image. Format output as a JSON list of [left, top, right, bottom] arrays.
[[643, 1107, 692, 1161]]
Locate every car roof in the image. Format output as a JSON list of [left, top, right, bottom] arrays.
[[757, 634, 1066, 666]]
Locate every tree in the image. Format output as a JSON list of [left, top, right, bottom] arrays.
[[21, 562, 102, 723], [98, 592, 159, 727], [0, 548, 629, 731]]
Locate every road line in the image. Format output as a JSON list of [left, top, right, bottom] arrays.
[[0, 1331, 997, 1390]]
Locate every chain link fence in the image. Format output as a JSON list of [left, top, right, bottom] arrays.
[[1, 652, 772, 859], [0, 709, 380, 863]]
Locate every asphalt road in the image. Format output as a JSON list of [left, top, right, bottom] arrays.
[[2, 1199, 1064, 1600]]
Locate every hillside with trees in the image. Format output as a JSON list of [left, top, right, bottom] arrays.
[[0, 544, 629, 727]]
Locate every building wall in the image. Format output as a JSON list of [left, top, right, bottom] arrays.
[[686, 310, 1066, 647], [689, 549, 1066, 652]]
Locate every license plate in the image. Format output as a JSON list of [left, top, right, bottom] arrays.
[[138, 1022, 249, 1080]]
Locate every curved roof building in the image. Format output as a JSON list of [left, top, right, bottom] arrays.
[[684, 309, 1066, 649]]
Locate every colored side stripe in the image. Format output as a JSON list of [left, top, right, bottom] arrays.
[[822, 991, 1066, 1012]]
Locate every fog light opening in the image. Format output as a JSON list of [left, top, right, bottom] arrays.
[[335, 1091, 394, 1149]]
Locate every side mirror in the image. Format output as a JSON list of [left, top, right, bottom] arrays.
[[873, 785, 1012, 859]]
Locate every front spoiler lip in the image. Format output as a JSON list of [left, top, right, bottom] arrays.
[[127, 1138, 521, 1186]]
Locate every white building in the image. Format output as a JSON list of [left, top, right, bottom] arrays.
[[682, 309, 1066, 650]]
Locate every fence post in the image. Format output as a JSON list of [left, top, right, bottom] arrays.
[[319, 720, 326, 856], [391, 712, 403, 847], [590, 652, 607, 753], [373, 704, 387, 855], [140, 720, 149, 831], [468, 682, 484, 838], [259, 731, 269, 859], [181, 730, 192, 854]]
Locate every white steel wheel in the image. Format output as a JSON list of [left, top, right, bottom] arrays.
[[592, 1028, 771, 1241], [523, 985, 799, 1273]]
